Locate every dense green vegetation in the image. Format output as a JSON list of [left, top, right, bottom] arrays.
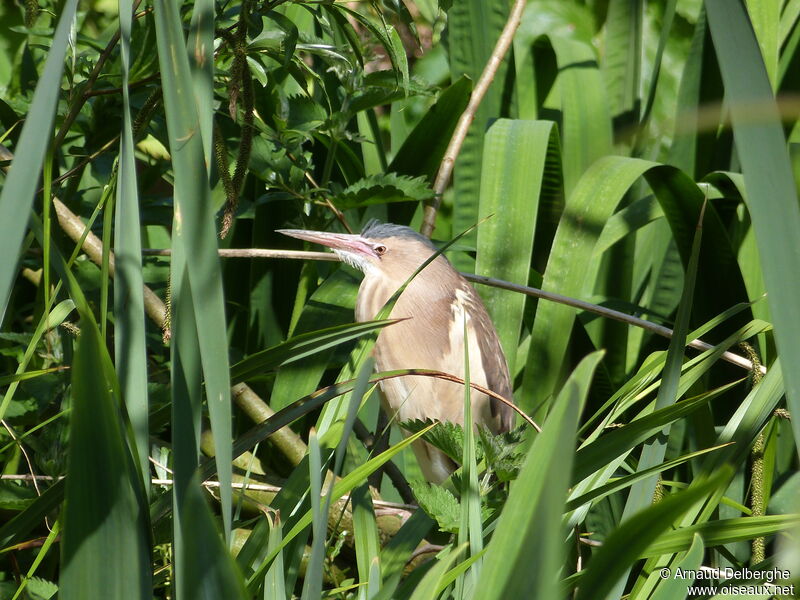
[[0, 0, 799, 598]]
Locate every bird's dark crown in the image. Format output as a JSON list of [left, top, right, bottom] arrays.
[[360, 220, 437, 249]]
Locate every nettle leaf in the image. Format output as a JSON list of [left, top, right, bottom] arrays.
[[286, 95, 327, 133], [0, 332, 35, 345], [332, 173, 434, 209], [24, 576, 58, 600], [478, 425, 527, 482], [410, 479, 461, 533], [401, 419, 465, 463], [348, 71, 432, 114], [0, 480, 37, 510]]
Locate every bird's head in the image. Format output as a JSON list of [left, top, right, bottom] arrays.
[[278, 220, 439, 278]]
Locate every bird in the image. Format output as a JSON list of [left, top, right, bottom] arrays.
[[279, 220, 514, 483]]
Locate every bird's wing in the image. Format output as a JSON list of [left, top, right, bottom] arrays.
[[458, 282, 516, 433]]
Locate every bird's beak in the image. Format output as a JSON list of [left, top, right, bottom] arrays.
[[277, 229, 378, 259]]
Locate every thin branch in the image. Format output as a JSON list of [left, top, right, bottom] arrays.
[[420, 0, 527, 237], [463, 273, 767, 376]]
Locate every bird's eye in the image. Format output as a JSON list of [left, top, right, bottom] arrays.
[[374, 244, 387, 256]]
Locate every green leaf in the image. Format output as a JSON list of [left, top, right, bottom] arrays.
[[332, 173, 434, 209], [603, 0, 643, 124], [407, 545, 467, 600], [246, 424, 436, 592], [409, 480, 461, 533], [446, 0, 511, 266], [352, 484, 382, 600], [402, 419, 466, 464], [389, 76, 472, 182], [618, 199, 705, 528], [476, 119, 558, 375], [650, 533, 704, 600], [0, 481, 36, 511], [642, 514, 800, 557], [231, 319, 396, 384], [115, 0, 149, 491], [153, 0, 234, 542], [60, 320, 150, 599]]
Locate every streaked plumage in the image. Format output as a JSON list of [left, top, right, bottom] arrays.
[[279, 221, 514, 483]]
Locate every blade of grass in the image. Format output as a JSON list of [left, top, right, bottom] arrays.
[[263, 513, 286, 600], [231, 319, 397, 384], [408, 545, 468, 600], [11, 519, 61, 600], [300, 429, 324, 600], [0, 299, 74, 421], [153, 0, 233, 540], [352, 484, 381, 600], [474, 351, 604, 600], [566, 444, 731, 513], [0, 0, 78, 320], [306, 358, 376, 600], [603, 0, 643, 127], [115, 0, 149, 490], [649, 533, 703, 600], [630, 363, 787, 598], [456, 316, 481, 597], [445, 0, 510, 267], [643, 514, 800, 558]]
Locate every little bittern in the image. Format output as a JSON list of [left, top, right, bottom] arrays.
[[279, 221, 514, 483]]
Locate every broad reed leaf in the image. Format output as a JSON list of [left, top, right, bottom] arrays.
[[60, 318, 150, 599], [446, 0, 509, 265], [649, 533, 704, 600], [476, 119, 557, 374], [642, 514, 800, 557], [389, 76, 472, 183], [619, 200, 705, 523]]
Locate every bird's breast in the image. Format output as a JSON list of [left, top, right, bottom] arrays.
[[355, 272, 500, 428]]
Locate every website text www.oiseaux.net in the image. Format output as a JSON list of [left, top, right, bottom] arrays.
[[658, 566, 795, 597]]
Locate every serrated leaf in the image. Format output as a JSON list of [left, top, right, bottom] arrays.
[[24, 576, 58, 600], [409, 480, 461, 533], [477, 425, 526, 481], [0, 480, 36, 510], [332, 173, 434, 209], [401, 419, 466, 463], [286, 95, 327, 133]]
